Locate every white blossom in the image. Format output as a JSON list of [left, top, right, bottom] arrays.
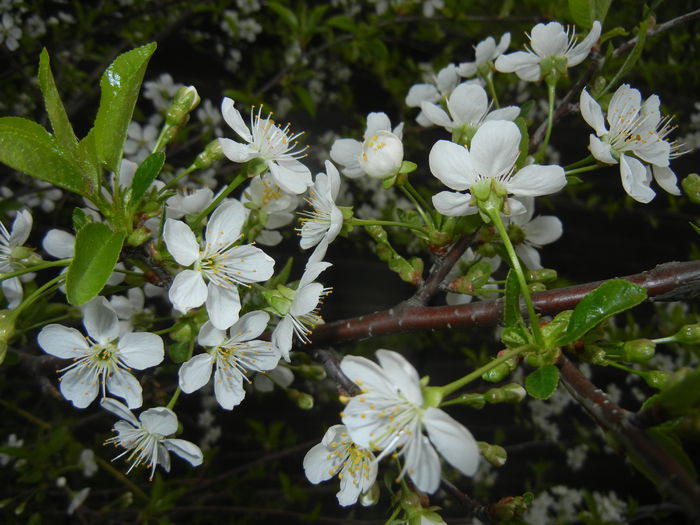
[[506, 197, 563, 270], [101, 398, 203, 480], [299, 161, 343, 263], [405, 64, 461, 126], [303, 424, 377, 506], [0, 209, 32, 308], [340, 350, 479, 494], [457, 33, 511, 78], [37, 297, 164, 409], [240, 172, 299, 246]]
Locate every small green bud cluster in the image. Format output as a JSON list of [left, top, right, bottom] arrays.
[[482, 351, 521, 383], [487, 493, 534, 522], [194, 139, 224, 170], [451, 383, 526, 409], [365, 225, 423, 285], [166, 86, 200, 128], [478, 441, 508, 467]]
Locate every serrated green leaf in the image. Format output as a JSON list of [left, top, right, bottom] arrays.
[[0, 117, 87, 196], [504, 269, 522, 327], [525, 365, 559, 400], [38, 48, 78, 155], [93, 42, 157, 173], [558, 279, 647, 345], [569, 0, 593, 28], [130, 151, 165, 204], [66, 223, 125, 305]]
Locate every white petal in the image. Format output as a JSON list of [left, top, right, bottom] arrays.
[[516, 244, 542, 270], [471, 120, 520, 178], [495, 52, 541, 81], [38, 324, 89, 358], [364, 112, 392, 138], [271, 316, 294, 362], [652, 165, 681, 195], [303, 442, 335, 483], [218, 138, 257, 163], [228, 310, 270, 341], [634, 139, 670, 167], [420, 101, 453, 130], [224, 244, 275, 283], [118, 332, 165, 369], [589, 135, 616, 164], [567, 21, 601, 67], [106, 369, 143, 409], [100, 397, 139, 426], [329, 139, 363, 177], [60, 366, 99, 409], [162, 438, 203, 467], [83, 296, 119, 344], [507, 164, 567, 197], [424, 407, 479, 476], [432, 191, 477, 216], [169, 270, 208, 313], [206, 282, 241, 330], [530, 22, 567, 57], [2, 277, 22, 309], [448, 83, 488, 126], [340, 355, 396, 399], [140, 407, 179, 435], [579, 89, 608, 136], [163, 219, 200, 267], [198, 321, 226, 347], [337, 470, 363, 506], [429, 140, 475, 191], [299, 261, 332, 288], [405, 83, 439, 107], [178, 353, 214, 393], [523, 215, 563, 246], [42, 229, 75, 259], [375, 350, 423, 406], [486, 106, 520, 122], [620, 154, 655, 203], [404, 434, 442, 494], [205, 200, 245, 250], [213, 367, 246, 409], [221, 97, 252, 141], [9, 209, 32, 247], [269, 159, 312, 195]]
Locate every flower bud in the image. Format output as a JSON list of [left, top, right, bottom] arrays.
[[672, 323, 700, 344], [478, 441, 507, 467], [0, 310, 16, 365], [621, 339, 655, 363], [484, 383, 526, 404], [166, 86, 201, 127], [360, 131, 403, 179], [261, 286, 294, 317], [127, 226, 151, 247], [194, 140, 224, 170], [525, 268, 557, 283], [451, 392, 486, 409], [681, 173, 700, 204], [287, 388, 313, 409], [642, 370, 670, 390], [294, 364, 326, 381], [527, 282, 546, 293]]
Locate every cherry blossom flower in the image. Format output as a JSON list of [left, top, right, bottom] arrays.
[[457, 33, 511, 78], [495, 21, 601, 82], [219, 97, 312, 195], [101, 398, 203, 480], [429, 120, 566, 216], [405, 64, 461, 126], [330, 112, 404, 179], [240, 172, 299, 246], [580, 85, 682, 203], [178, 311, 280, 410], [299, 161, 343, 263], [506, 197, 563, 269], [166, 188, 214, 219], [0, 209, 32, 309], [270, 261, 332, 361], [303, 424, 377, 506], [37, 297, 164, 409], [163, 200, 275, 330], [420, 83, 519, 138], [340, 350, 479, 494]]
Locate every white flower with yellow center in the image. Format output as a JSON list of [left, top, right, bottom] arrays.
[[178, 311, 280, 410], [303, 424, 377, 506], [580, 84, 682, 203], [495, 21, 601, 82], [163, 200, 275, 330], [101, 398, 203, 480], [241, 172, 299, 246], [0, 209, 33, 308], [430, 120, 566, 216], [340, 350, 479, 494], [299, 161, 343, 263], [219, 97, 312, 195], [330, 112, 404, 179], [37, 297, 164, 409]]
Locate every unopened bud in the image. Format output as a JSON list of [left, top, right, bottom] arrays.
[[681, 173, 700, 204], [169, 322, 194, 343], [127, 226, 151, 247], [166, 86, 201, 127], [478, 441, 507, 467], [622, 339, 655, 363], [0, 310, 16, 365], [287, 388, 313, 409], [482, 359, 517, 383], [642, 370, 670, 390], [450, 392, 485, 409], [194, 140, 224, 170], [484, 383, 526, 404], [525, 268, 557, 283], [295, 364, 326, 381], [527, 282, 546, 293], [672, 323, 700, 345], [360, 131, 403, 179]]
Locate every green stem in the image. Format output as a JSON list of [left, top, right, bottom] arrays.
[[0, 259, 71, 282], [536, 82, 556, 162], [18, 313, 76, 334], [563, 154, 594, 171], [398, 184, 434, 230], [13, 275, 64, 317], [439, 344, 532, 397], [485, 72, 500, 108], [0, 398, 51, 429], [94, 456, 149, 502], [350, 218, 425, 233], [160, 164, 197, 192], [166, 387, 182, 410], [190, 172, 247, 229], [489, 209, 545, 348], [565, 165, 600, 176]]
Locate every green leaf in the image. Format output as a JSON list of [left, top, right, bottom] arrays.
[[0, 117, 87, 196], [593, 0, 612, 23], [690, 222, 700, 236], [38, 48, 78, 155], [568, 0, 593, 28], [504, 269, 522, 327], [646, 426, 698, 479], [130, 151, 165, 204], [326, 14, 355, 32], [93, 42, 157, 173], [647, 367, 700, 420], [293, 85, 316, 116], [76, 130, 100, 196], [558, 279, 647, 345], [268, 2, 299, 30], [525, 365, 560, 400], [66, 223, 125, 305], [514, 117, 530, 169], [72, 208, 89, 232]]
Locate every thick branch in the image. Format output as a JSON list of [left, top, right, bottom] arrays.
[[309, 260, 700, 348], [558, 354, 700, 520]]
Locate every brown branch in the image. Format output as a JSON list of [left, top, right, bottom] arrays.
[[309, 260, 700, 348], [558, 354, 700, 520], [313, 348, 360, 396]]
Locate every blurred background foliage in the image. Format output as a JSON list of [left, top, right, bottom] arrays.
[[1, 0, 699, 523]]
